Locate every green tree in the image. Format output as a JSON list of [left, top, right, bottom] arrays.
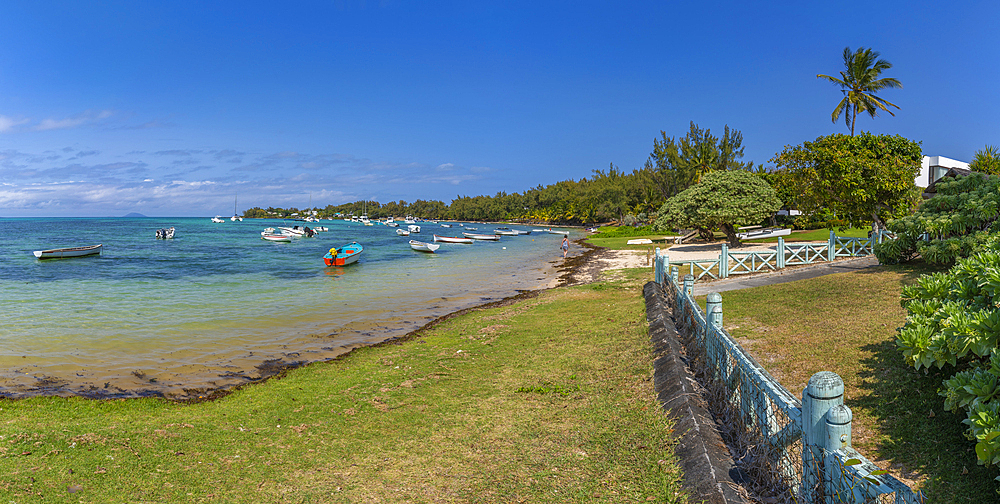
[[646, 122, 754, 200], [771, 132, 922, 233], [654, 170, 781, 248], [817, 46, 902, 135], [970, 145, 1000, 176]]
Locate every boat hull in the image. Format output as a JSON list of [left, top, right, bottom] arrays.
[[433, 234, 474, 244], [33, 244, 103, 259], [463, 232, 499, 241], [409, 240, 441, 252], [324, 242, 364, 266], [262, 234, 292, 242]]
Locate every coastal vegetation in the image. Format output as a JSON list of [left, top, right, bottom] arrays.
[[770, 132, 923, 233], [0, 269, 685, 503], [654, 170, 781, 248]]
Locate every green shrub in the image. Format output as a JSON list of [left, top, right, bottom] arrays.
[[899, 245, 1000, 469], [876, 173, 1000, 265]]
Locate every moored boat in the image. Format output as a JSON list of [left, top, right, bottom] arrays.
[[211, 216, 225, 223], [463, 232, 499, 241], [33, 244, 103, 259], [261, 233, 292, 242], [548, 229, 569, 235], [433, 234, 474, 244], [396, 229, 410, 236], [494, 228, 518, 236], [324, 242, 364, 266], [408, 224, 421, 233], [409, 240, 441, 253], [155, 227, 175, 239]]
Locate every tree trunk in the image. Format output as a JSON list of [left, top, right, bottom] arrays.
[[871, 212, 886, 235], [719, 223, 742, 248]]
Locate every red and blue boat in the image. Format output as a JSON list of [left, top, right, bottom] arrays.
[[323, 242, 363, 266]]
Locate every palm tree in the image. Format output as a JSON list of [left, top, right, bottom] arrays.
[[817, 47, 902, 135]]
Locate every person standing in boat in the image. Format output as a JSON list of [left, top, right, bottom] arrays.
[[561, 235, 569, 258]]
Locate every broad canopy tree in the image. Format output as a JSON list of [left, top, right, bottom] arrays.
[[654, 170, 781, 248], [770, 132, 922, 233]]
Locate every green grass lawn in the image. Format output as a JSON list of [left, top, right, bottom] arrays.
[[743, 227, 870, 243], [697, 261, 997, 502], [1, 269, 685, 503]]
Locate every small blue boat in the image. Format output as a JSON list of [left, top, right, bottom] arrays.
[[323, 242, 363, 266]]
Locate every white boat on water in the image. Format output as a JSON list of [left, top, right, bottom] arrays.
[[434, 234, 474, 244], [408, 224, 421, 233], [261, 233, 292, 242], [494, 228, 518, 236], [396, 229, 410, 236], [155, 227, 175, 239], [463, 232, 499, 241], [33, 244, 103, 259], [211, 216, 225, 223], [440, 223, 452, 228], [409, 240, 440, 253], [548, 229, 569, 235]]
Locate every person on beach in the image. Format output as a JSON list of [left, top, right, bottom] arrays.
[[561, 235, 569, 258]]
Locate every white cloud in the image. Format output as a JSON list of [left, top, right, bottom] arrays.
[[35, 110, 115, 131], [0, 115, 30, 133]]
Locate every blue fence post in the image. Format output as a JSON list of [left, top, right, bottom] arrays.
[[706, 292, 722, 327], [654, 247, 662, 284], [802, 371, 845, 502], [671, 265, 679, 284], [828, 230, 836, 262], [720, 243, 729, 278], [777, 236, 785, 269], [683, 274, 694, 299]]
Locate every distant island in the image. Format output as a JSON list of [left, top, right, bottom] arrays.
[[123, 213, 148, 218]]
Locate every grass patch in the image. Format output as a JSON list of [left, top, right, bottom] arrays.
[[743, 227, 870, 244], [698, 260, 997, 502], [584, 234, 674, 251], [0, 269, 685, 503]]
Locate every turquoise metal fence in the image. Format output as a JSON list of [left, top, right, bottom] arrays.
[[661, 231, 878, 282], [653, 253, 924, 503]]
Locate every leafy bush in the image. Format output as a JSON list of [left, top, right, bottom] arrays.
[[898, 245, 1000, 468], [875, 173, 1000, 265]]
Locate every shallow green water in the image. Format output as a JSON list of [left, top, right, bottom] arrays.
[[0, 217, 572, 398]]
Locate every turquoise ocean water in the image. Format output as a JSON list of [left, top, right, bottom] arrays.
[[0, 217, 575, 399]]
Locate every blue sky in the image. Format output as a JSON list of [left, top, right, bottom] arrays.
[[1, 1, 997, 217]]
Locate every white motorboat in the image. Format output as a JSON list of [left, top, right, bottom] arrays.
[[408, 225, 421, 233], [211, 216, 225, 223], [548, 229, 569, 235], [261, 233, 292, 242], [33, 244, 102, 259], [494, 228, 518, 236], [434, 234, 474, 244], [440, 224, 452, 228], [463, 232, 499, 241], [396, 229, 410, 236], [155, 227, 175, 239], [409, 240, 440, 253]]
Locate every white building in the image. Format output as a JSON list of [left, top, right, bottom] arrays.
[[917, 155, 969, 188]]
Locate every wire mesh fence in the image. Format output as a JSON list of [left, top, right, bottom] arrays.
[[654, 253, 924, 504]]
